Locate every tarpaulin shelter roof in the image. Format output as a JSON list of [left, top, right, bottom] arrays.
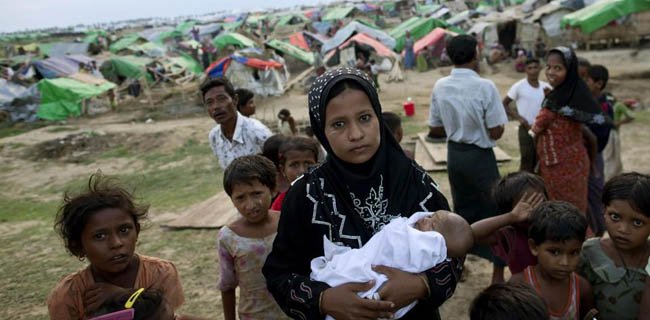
[[109, 34, 148, 53], [389, 17, 450, 52], [289, 31, 328, 50], [63, 54, 96, 66], [276, 14, 309, 26], [322, 21, 396, 53], [139, 27, 175, 41], [312, 21, 334, 34], [561, 0, 650, 34], [126, 42, 166, 58], [408, 27, 456, 56], [356, 3, 381, 12], [33, 57, 80, 79], [42, 42, 90, 57], [37, 78, 115, 120], [339, 33, 396, 58], [169, 53, 203, 74], [99, 55, 153, 83], [222, 20, 244, 31], [176, 20, 197, 33], [355, 17, 381, 29], [205, 54, 282, 78], [415, 3, 443, 15], [323, 6, 358, 21], [246, 14, 268, 26], [0, 79, 31, 105], [212, 33, 257, 49], [265, 39, 315, 65], [191, 23, 223, 37]]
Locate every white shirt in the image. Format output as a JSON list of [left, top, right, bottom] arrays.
[[310, 212, 447, 320], [429, 68, 508, 149], [208, 112, 272, 169], [506, 78, 551, 125]]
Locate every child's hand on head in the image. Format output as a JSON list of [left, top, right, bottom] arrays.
[[511, 192, 545, 223], [83, 282, 130, 315]]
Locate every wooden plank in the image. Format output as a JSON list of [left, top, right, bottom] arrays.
[[414, 139, 447, 172], [161, 191, 240, 229], [417, 133, 447, 164], [416, 132, 512, 163]]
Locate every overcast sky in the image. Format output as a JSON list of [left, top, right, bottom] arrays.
[[0, 0, 334, 32]]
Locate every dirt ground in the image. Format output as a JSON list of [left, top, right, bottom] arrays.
[[1, 48, 649, 319]]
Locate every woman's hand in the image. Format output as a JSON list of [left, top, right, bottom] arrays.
[[83, 282, 129, 314], [373, 265, 428, 310], [321, 281, 395, 320]]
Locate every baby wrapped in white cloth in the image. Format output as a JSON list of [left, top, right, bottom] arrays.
[[310, 211, 473, 319]]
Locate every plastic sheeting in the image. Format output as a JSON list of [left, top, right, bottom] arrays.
[[43, 42, 89, 57], [561, 0, 650, 34], [265, 39, 314, 65], [212, 33, 257, 49], [322, 21, 396, 53], [37, 78, 115, 120]]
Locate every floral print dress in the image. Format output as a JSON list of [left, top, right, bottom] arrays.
[[217, 227, 289, 320]]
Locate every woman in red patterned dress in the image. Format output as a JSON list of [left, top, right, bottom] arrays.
[[531, 47, 611, 215]]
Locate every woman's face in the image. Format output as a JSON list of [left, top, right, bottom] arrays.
[[545, 53, 567, 88], [324, 88, 380, 164]]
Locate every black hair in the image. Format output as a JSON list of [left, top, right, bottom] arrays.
[[493, 172, 547, 215], [235, 88, 254, 111], [324, 79, 366, 106], [528, 201, 587, 245], [603, 172, 650, 217], [577, 57, 591, 68], [382, 111, 401, 135], [525, 57, 540, 66], [262, 134, 287, 167], [278, 108, 291, 118], [278, 136, 320, 165], [90, 289, 165, 320], [469, 282, 548, 320], [199, 77, 235, 102], [587, 64, 609, 91], [446, 35, 478, 66], [54, 173, 148, 257], [223, 155, 278, 196]]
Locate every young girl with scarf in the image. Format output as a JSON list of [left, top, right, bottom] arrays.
[[530, 47, 611, 219], [263, 68, 463, 320]]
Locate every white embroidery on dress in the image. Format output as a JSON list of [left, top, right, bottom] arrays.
[[349, 175, 392, 233], [308, 178, 362, 248]]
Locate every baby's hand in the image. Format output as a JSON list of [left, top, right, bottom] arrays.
[[83, 282, 129, 315], [510, 192, 545, 223]]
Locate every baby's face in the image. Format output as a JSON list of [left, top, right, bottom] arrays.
[[414, 211, 449, 232]]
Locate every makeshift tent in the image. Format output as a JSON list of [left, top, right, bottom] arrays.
[[109, 34, 148, 53], [212, 33, 257, 49], [289, 31, 328, 50], [322, 21, 396, 53], [40, 42, 89, 57], [524, 2, 574, 38], [415, 3, 443, 15], [339, 33, 397, 58], [276, 14, 309, 26], [139, 27, 175, 42], [409, 27, 456, 57], [561, 0, 650, 34], [222, 20, 244, 31], [37, 78, 115, 120], [83, 30, 107, 43], [205, 54, 286, 96], [312, 21, 334, 35], [99, 56, 153, 83], [356, 3, 381, 12], [389, 17, 450, 52], [246, 15, 268, 27], [190, 23, 223, 38], [176, 20, 197, 33], [32, 57, 80, 78], [265, 39, 314, 65], [125, 42, 166, 58], [169, 53, 203, 74], [355, 18, 381, 29], [323, 6, 358, 21]]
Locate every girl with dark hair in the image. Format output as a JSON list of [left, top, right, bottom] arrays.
[[263, 68, 462, 320], [235, 88, 256, 117], [530, 47, 611, 222]]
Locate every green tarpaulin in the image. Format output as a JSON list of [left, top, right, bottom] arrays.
[[176, 20, 197, 33], [323, 6, 356, 20], [127, 42, 166, 57], [390, 17, 449, 52], [222, 20, 244, 31], [276, 14, 309, 26], [355, 18, 380, 29], [266, 39, 314, 65], [152, 30, 182, 44], [246, 15, 268, 27], [562, 0, 650, 34], [100, 56, 153, 83], [169, 52, 203, 74], [212, 33, 257, 49], [37, 78, 116, 120], [109, 34, 146, 53], [416, 4, 442, 15]]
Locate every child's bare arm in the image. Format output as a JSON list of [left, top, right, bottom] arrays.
[[221, 290, 236, 320], [638, 277, 650, 320], [578, 276, 596, 320], [472, 192, 544, 245]]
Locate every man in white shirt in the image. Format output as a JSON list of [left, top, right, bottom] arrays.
[[502, 58, 551, 172], [427, 34, 508, 284], [202, 77, 272, 170]]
